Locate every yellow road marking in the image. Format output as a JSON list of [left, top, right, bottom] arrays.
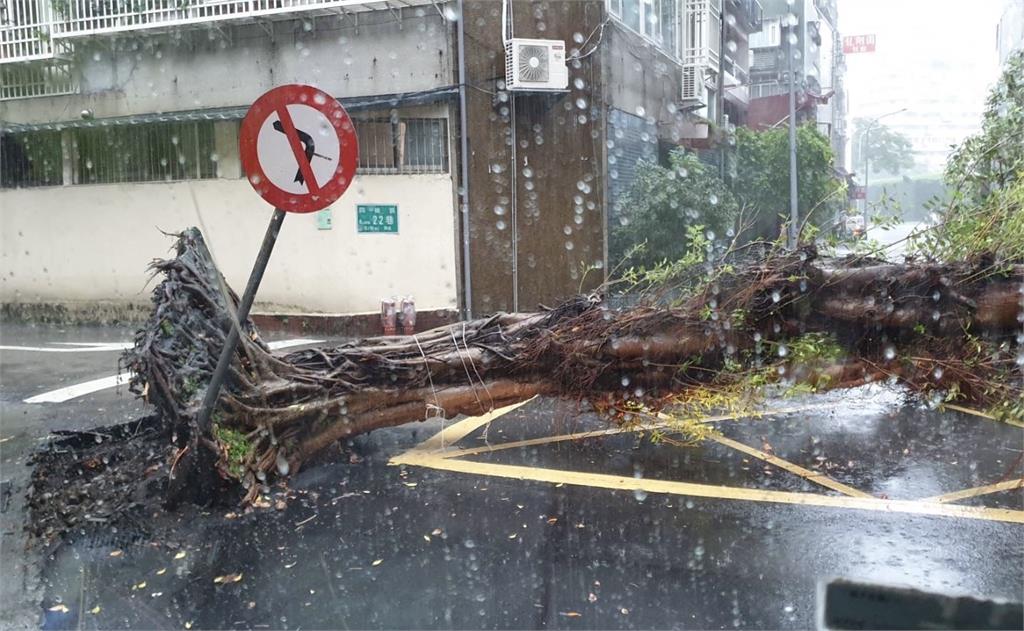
[[422, 402, 838, 459], [411, 398, 537, 453], [708, 434, 874, 499], [390, 450, 1024, 525], [922, 478, 1024, 504], [433, 427, 629, 459], [942, 403, 1024, 429]]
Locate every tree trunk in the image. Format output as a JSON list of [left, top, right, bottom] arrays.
[[124, 229, 1023, 505]]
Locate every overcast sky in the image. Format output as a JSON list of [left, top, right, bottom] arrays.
[[837, 0, 1009, 172]]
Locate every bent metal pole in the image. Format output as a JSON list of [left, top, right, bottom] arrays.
[[194, 208, 286, 436]]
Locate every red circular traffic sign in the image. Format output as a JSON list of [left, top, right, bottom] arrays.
[[239, 84, 358, 213]]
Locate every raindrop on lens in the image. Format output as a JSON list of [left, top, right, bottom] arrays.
[[777, 345, 788, 358], [884, 346, 896, 360]]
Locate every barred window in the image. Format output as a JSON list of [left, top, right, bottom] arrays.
[[0, 131, 63, 188], [354, 116, 448, 174], [73, 121, 218, 184]]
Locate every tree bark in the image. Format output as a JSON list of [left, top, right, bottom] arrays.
[[124, 229, 1023, 505]]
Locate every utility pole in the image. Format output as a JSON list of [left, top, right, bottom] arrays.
[[787, 15, 799, 249]]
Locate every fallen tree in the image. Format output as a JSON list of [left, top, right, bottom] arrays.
[[122, 228, 1023, 506]]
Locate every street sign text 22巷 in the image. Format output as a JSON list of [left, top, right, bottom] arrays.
[[357, 204, 398, 233]]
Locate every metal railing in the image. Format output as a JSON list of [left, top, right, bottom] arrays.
[[1, 0, 56, 61], [2, 0, 436, 63], [0, 59, 76, 98], [354, 116, 449, 175]]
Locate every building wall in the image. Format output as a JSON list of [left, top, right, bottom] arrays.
[[1, 9, 460, 315], [461, 0, 607, 314], [0, 172, 459, 313], [0, 10, 453, 124]]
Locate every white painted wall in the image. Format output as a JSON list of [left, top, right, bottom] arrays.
[[0, 174, 459, 313]]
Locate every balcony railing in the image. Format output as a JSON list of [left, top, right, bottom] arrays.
[[1, 0, 57, 61], [2, 0, 436, 63]]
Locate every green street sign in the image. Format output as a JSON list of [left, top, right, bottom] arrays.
[[357, 204, 398, 233]]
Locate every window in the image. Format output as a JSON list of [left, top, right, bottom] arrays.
[[73, 121, 218, 184], [353, 115, 448, 174], [1, 121, 220, 188], [660, 0, 679, 57], [622, 0, 641, 31], [617, 0, 675, 54], [0, 131, 63, 188], [641, 0, 658, 39], [402, 119, 449, 172]]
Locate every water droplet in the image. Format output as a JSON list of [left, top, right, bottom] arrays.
[[564, 241, 574, 251], [884, 346, 896, 360], [635, 105, 646, 117], [313, 92, 327, 105], [771, 290, 781, 303], [496, 220, 507, 231], [276, 453, 290, 476], [493, 205, 506, 216], [621, 375, 631, 387], [563, 226, 572, 235], [464, 539, 476, 549], [573, 77, 585, 90], [783, 605, 795, 614], [705, 230, 715, 241], [575, 98, 587, 110], [933, 366, 944, 380]]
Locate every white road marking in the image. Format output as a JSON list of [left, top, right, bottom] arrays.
[[25, 373, 132, 403], [21, 338, 323, 404], [0, 342, 133, 353]]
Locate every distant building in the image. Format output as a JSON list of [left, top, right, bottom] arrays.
[[997, 0, 1024, 65], [745, 0, 847, 168]]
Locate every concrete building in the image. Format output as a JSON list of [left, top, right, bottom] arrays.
[[1, 0, 762, 321], [746, 0, 847, 165], [997, 0, 1024, 65]]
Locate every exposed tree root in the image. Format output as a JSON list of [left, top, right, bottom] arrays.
[[123, 228, 1023, 505]]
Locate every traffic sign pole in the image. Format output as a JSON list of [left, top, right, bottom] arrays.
[[192, 83, 358, 442], [195, 207, 287, 436]]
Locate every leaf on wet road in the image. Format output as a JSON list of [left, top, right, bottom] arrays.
[[213, 573, 243, 584]]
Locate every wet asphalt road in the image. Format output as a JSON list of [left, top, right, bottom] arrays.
[[1, 323, 1022, 630]]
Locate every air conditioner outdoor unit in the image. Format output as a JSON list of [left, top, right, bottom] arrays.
[[504, 38, 569, 91]]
